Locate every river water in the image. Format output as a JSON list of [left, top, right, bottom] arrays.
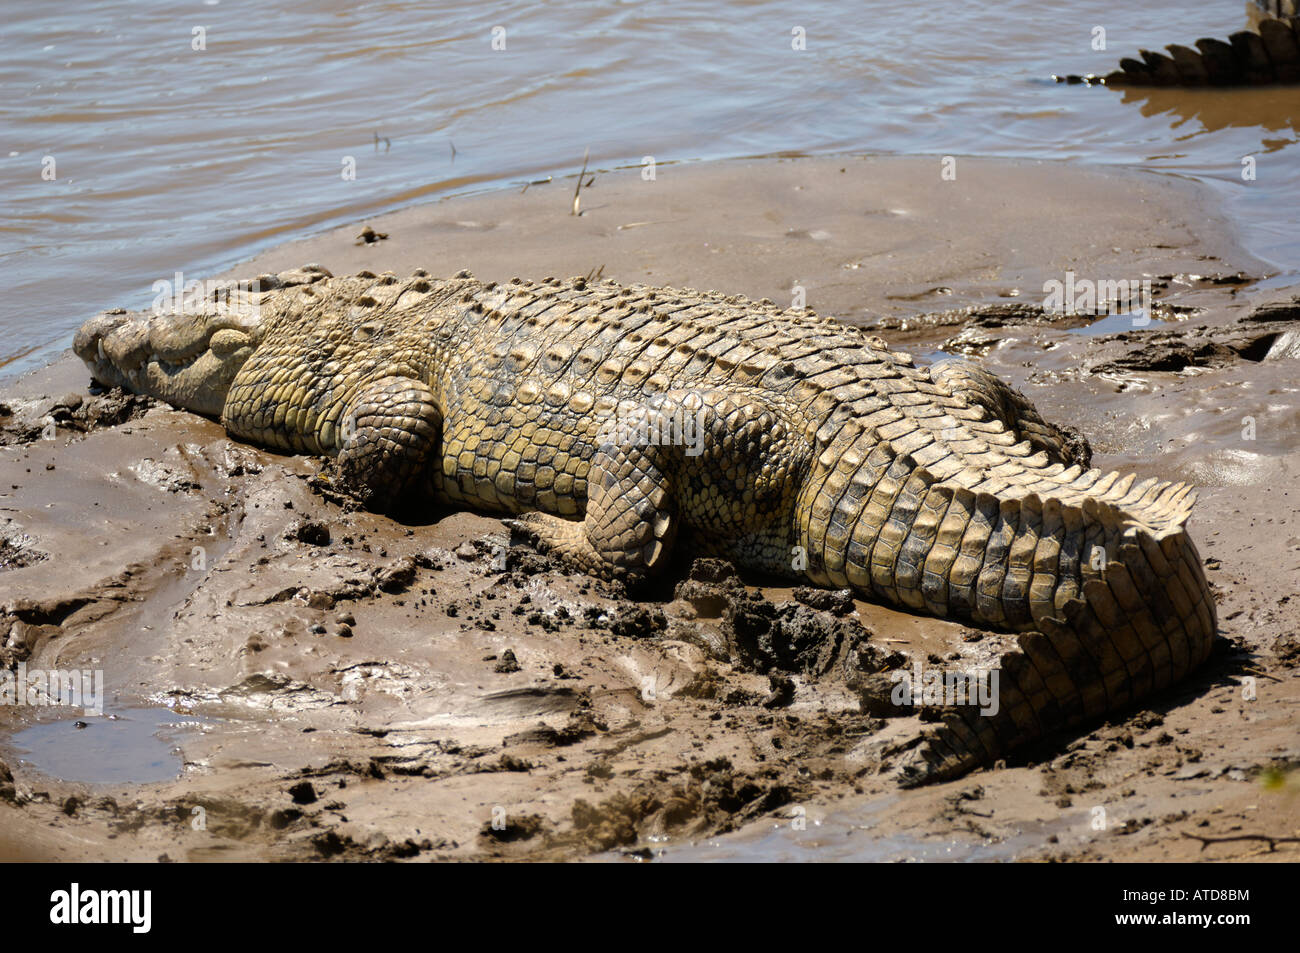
[[2, 0, 1297, 376]]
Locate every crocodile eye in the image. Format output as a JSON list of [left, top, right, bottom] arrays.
[[210, 328, 251, 356]]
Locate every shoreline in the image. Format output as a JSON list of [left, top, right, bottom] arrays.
[[2, 154, 1298, 862], [5, 149, 1288, 388], [224, 152, 1268, 324]]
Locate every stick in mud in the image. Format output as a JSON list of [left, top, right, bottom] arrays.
[[572, 147, 590, 216]]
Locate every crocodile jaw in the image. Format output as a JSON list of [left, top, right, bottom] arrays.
[[73, 307, 262, 417]]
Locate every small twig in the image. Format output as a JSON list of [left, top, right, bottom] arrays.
[[449, 140, 457, 162], [1239, 667, 1284, 683], [1181, 831, 1300, 852], [571, 147, 589, 216]]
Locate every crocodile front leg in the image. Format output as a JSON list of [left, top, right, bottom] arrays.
[[336, 375, 442, 510]]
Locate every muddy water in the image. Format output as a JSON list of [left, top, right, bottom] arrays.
[[649, 799, 1071, 863], [11, 707, 205, 785], [2, 0, 1298, 378]]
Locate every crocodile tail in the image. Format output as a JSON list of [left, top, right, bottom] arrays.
[[1099, 16, 1300, 87], [895, 483, 1217, 785], [796, 433, 1216, 783]]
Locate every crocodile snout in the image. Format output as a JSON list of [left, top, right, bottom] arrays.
[[73, 305, 261, 417], [74, 308, 132, 364], [74, 309, 153, 390]]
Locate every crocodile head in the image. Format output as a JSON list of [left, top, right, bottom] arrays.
[[74, 306, 263, 417]]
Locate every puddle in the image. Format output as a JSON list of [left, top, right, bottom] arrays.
[[1067, 311, 1169, 336], [600, 796, 1068, 863], [8, 706, 207, 785], [650, 823, 1053, 863]]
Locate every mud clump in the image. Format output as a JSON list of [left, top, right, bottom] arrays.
[[1056, 424, 1093, 470], [1273, 634, 1300, 669], [75, 388, 158, 429], [1089, 337, 1253, 374], [456, 536, 556, 578], [502, 715, 599, 748], [689, 758, 794, 828], [685, 558, 738, 584], [376, 553, 433, 593], [1242, 294, 1300, 324], [0, 757, 15, 802], [761, 672, 796, 708], [288, 782, 318, 805], [791, 586, 855, 616], [312, 831, 350, 857], [852, 671, 913, 718], [567, 757, 795, 852], [727, 592, 879, 677], [674, 557, 744, 618], [0, 536, 48, 573], [480, 812, 545, 844], [609, 605, 667, 639], [1087, 295, 1300, 375], [501, 548, 558, 578], [670, 558, 883, 677], [2, 617, 61, 669], [0, 388, 158, 446], [570, 794, 644, 851]]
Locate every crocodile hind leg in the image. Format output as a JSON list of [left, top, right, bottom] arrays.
[[929, 358, 1091, 468], [506, 389, 794, 582], [507, 436, 678, 582], [336, 375, 442, 510]]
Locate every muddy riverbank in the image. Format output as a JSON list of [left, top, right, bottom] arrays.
[[2, 156, 1297, 862]]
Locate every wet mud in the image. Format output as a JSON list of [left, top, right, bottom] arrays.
[[2, 156, 1297, 862]]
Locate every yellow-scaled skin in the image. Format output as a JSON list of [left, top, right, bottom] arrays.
[[74, 264, 1218, 784]]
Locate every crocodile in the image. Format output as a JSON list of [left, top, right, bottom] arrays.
[[1054, 12, 1300, 87], [73, 265, 1218, 784]]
